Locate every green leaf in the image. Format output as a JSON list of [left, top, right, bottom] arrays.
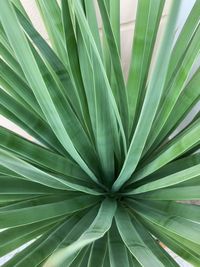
[[103, 249, 111, 267], [127, 163, 200, 195], [29, 42, 101, 179], [127, 0, 165, 133], [142, 67, 200, 159], [0, 90, 66, 154], [44, 198, 117, 267], [0, 216, 63, 257], [83, 0, 103, 57], [61, 0, 90, 129], [88, 235, 107, 267], [76, 25, 98, 141], [108, 221, 130, 267], [128, 253, 142, 267], [109, 0, 120, 53], [0, 0, 98, 182], [166, 0, 200, 86], [141, 152, 200, 183], [10, 0, 29, 19], [134, 186, 200, 201], [35, 0, 67, 64], [3, 214, 89, 267], [115, 205, 164, 266], [0, 194, 39, 204], [74, 1, 126, 182], [0, 41, 24, 78], [129, 212, 179, 267], [0, 175, 62, 195], [145, 23, 200, 154], [131, 200, 200, 224], [97, 0, 129, 136], [0, 194, 99, 228], [0, 126, 90, 182], [0, 58, 43, 117], [0, 148, 104, 195], [69, 247, 89, 267], [74, 0, 127, 147], [139, 216, 200, 266], [0, 1, 200, 266], [127, 199, 200, 245], [131, 117, 200, 183], [112, 1, 181, 192], [13, 5, 85, 124]]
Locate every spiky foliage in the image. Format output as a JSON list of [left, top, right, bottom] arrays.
[[0, 0, 200, 266]]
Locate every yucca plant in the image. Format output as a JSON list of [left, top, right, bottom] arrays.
[[0, 0, 200, 266]]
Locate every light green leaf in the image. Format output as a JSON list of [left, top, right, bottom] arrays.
[[127, 199, 200, 245], [143, 67, 200, 159], [131, 117, 200, 183], [140, 217, 200, 266], [44, 198, 117, 267], [115, 205, 164, 267], [166, 0, 200, 86], [145, 24, 200, 153], [129, 212, 179, 267], [97, 0, 129, 136], [127, 163, 200, 194], [0, 126, 90, 182], [0, 0, 98, 183], [35, 0, 67, 64], [0, 216, 63, 257], [88, 235, 107, 267], [108, 222, 130, 267], [112, 1, 181, 192], [0, 148, 104, 195], [0, 194, 99, 228], [127, 0, 165, 133]]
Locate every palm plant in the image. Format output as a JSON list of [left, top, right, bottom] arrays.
[[0, 0, 200, 266]]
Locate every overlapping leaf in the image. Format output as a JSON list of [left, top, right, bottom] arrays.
[[0, 0, 200, 266]]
